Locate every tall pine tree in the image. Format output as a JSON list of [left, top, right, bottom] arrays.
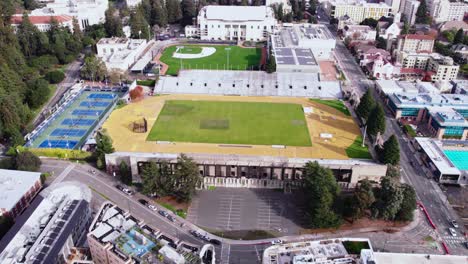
[[356, 89, 375, 121], [367, 104, 386, 137]]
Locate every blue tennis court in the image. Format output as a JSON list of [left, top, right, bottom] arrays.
[[38, 140, 78, 149], [72, 109, 103, 116], [444, 150, 468, 170], [80, 101, 111, 108], [51, 128, 87, 137], [62, 119, 96, 126], [88, 93, 116, 99]]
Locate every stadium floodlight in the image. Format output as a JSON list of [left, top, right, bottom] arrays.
[[176, 46, 184, 70]]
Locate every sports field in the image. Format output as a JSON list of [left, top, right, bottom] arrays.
[[147, 100, 311, 146], [103, 94, 367, 160], [159, 45, 262, 75]]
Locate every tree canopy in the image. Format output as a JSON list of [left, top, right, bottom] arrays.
[[356, 89, 375, 121], [380, 135, 400, 165], [95, 131, 115, 170], [415, 0, 430, 24], [15, 151, 41, 172], [80, 55, 107, 81], [367, 104, 386, 137]]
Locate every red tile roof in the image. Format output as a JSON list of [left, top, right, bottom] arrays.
[[400, 34, 435, 41], [400, 68, 426, 74], [11, 15, 73, 25]]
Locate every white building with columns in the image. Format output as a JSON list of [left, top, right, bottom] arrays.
[[31, 0, 108, 30], [185, 5, 278, 41]]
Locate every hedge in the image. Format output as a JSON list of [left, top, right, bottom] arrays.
[[29, 148, 92, 160], [403, 124, 417, 137], [44, 70, 65, 84], [136, 79, 156, 87]]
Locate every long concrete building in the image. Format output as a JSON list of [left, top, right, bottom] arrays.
[[105, 152, 387, 189]]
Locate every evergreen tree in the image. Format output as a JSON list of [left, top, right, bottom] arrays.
[[26, 78, 50, 109], [415, 0, 429, 24], [454, 29, 464, 44], [15, 151, 41, 171], [356, 89, 375, 121], [172, 154, 201, 202], [166, 0, 182, 23], [381, 135, 400, 165], [119, 161, 132, 185], [181, 0, 196, 26], [129, 9, 151, 39], [400, 22, 409, 35], [104, 6, 124, 37], [95, 131, 115, 170], [396, 184, 417, 221], [141, 162, 160, 196], [353, 179, 375, 219], [266, 54, 276, 73], [372, 176, 404, 220], [17, 13, 40, 58], [152, 0, 168, 28], [72, 18, 83, 42], [0, 216, 14, 240], [367, 104, 386, 136], [302, 161, 341, 228], [80, 55, 107, 81]]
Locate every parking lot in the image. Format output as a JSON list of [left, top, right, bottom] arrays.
[[187, 188, 307, 235]]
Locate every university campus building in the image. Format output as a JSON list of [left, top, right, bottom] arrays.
[[105, 152, 387, 190]]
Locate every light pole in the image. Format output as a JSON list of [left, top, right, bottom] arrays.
[[176, 45, 184, 70], [225, 47, 231, 70]]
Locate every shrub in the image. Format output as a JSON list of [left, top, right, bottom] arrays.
[[403, 125, 416, 137], [29, 148, 92, 160], [129, 86, 145, 101], [45, 70, 65, 84], [136, 80, 156, 87]]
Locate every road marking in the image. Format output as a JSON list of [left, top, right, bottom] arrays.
[[51, 164, 75, 185], [220, 244, 230, 264]]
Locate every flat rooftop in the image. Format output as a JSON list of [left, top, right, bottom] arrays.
[[373, 252, 468, 264], [203, 5, 272, 21], [0, 169, 41, 213], [414, 137, 460, 176], [428, 107, 468, 127], [388, 93, 468, 109], [102, 94, 362, 160]]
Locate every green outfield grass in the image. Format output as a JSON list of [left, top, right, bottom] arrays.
[[147, 100, 311, 146], [160, 45, 262, 75]]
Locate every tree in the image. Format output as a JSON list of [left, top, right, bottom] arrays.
[[0, 216, 13, 240], [129, 9, 151, 39], [396, 184, 417, 221], [119, 161, 132, 185], [360, 18, 378, 28], [15, 151, 41, 171], [44, 70, 65, 84], [181, 0, 196, 26], [26, 78, 50, 109], [266, 54, 276, 73], [108, 69, 127, 84], [400, 22, 409, 35], [166, 0, 182, 23], [353, 179, 375, 219], [129, 86, 145, 101], [367, 104, 386, 137], [172, 154, 201, 202], [442, 30, 455, 43], [454, 29, 464, 45], [376, 36, 387, 49], [415, 0, 430, 24], [356, 89, 375, 121], [276, 4, 284, 21], [372, 176, 403, 220], [385, 164, 401, 180], [95, 131, 115, 170], [302, 161, 341, 228], [80, 55, 107, 81], [104, 7, 124, 37], [381, 135, 400, 165], [151, 0, 168, 28], [141, 162, 160, 196]]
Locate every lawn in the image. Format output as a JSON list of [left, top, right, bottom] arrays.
[[310, 99, 351, 116], [346, 136, 371, 159], [147, 100, 311, 146], [159, 45, 262, 75]]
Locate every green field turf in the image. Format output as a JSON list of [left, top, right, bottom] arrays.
[[147, 100, 312, 146], [160, 45, 262, 75]]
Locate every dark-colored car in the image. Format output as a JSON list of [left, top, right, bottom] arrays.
[[115, 185, 124, 191], [167, 215, 175, 222], [138, 199, 149, 206], [209, 239, 221, 246], [158, 210, 169, 217]]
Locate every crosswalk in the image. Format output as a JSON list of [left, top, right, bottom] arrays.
[[219, 244, 230, 264], [442, 235, 466, 248]]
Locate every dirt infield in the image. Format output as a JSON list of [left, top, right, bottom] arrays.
[[102, 94, 362, 160]]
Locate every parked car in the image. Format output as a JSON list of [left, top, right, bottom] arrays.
[[271, 239, 283, 245], [167, 215, 175, 222], [138, 199, 149, 206], [121, 188, 133, 196], [159, 210, 169, 217], [148, 204, 157, 211], [449, 228, 457, 237], [209, 239, 221, 246], [451, 220, 459, 228], [464, 241, 468, 249], [115, 185, 124, 191]]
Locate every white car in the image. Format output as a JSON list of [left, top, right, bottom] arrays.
[[148, 205, 157, 211], [451, 220, 459, 228], [271, 239, 283, 245], [449, 228, 457, 237]]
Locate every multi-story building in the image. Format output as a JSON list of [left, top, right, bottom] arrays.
[[266, 0, 293, 12], [397, 52, 459, 81], [10, 14, 74, 32], [343, 25, 377, 41], [385, 0, 403, 14], [395, 34, 435, 54], [323, 0, 391, 24], [0, 182, 92, 264], [185, 5, 278, 42], [0, 169, 42, 219], [270, 23, 336, 73], [31, 0, 108, 29], [87, 202, 214, 264], [430, 0, 468, 23], [402, 0, 420, 25], [96, 37, 150, 71]]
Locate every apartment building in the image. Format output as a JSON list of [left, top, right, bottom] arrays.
[[385, 0, 403, 14], [397, 52, 459, 81], [430, 0, 468, 23], [402, 0, 420, 25], [185, 5, 278, 41], [0, 182, 92, 264], [324, 0, 392, 24], [87, 202, 213, 264], [0, 169, 42, 219], [10, 14, 73, 32], [31, 0, 108, 29], [395, 34, 435, 53]]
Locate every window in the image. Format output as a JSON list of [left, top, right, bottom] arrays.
[[444, 126, 464, 137], [401, 108, 419, 117], [304, 86, 307, 90], [261, 85, 264, 88], [218, 83, 221, 87], [289, 85, 292, 89], [190, 83, 193, 86], [204, 83, 207, 87], [232, 84, 235, 87], [246, 84, 249, 88]]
